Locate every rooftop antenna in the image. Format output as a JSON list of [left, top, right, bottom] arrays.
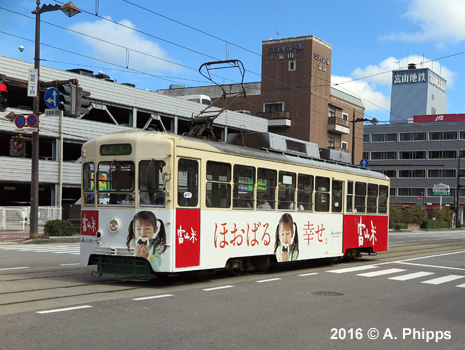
[[276, 7, 279, 39]]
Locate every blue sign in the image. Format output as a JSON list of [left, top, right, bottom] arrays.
[[27, 114, 38, 128], [44, 87, 60, 109], [360, 158, 369, 168]]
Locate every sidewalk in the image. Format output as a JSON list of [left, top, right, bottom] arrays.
[[0, 230, 80, 244]]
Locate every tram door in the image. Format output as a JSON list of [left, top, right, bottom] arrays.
[[175, 158, 201, 268]]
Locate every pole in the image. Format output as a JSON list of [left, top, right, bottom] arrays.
[[456, 155, 461, 228], [30, 0, 41, 239], [351, 109, 356, 165]]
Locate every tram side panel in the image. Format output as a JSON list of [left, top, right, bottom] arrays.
[[174, 210, 345, 271], [342, 214, 389, 254]]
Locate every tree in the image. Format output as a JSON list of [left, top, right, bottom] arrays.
[[389, 205, 405, 224], [407, 204, 427, 224]]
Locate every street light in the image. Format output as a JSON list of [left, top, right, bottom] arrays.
[[351, 110, 379, 165], [455, 152, 465, 228], [30, 1, 81, 239]]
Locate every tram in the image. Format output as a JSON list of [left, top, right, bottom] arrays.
[[80, 130, 389, 278]]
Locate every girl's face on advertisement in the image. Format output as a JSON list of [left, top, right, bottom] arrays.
[[135, 219, 157, 239], [279, 222, 293, 245]]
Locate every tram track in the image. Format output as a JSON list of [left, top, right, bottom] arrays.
[[0, 238, 463, 316]]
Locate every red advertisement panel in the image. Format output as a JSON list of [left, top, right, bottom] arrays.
[[81, 210, 98, 236], [343, 215, 388, 253], [413, 114, 465, 123], [175, 209, 200, 268]]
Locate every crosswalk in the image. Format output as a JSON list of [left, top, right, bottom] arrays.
[[327, 264, 465, 289], [0, 243, 80, 255]]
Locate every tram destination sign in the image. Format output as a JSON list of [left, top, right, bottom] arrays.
[[433, 183, 450, 196]]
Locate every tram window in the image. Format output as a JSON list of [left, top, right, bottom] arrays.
[[367, 184, 378, 213], [332, 180, 343, 213], [83, 162, 95, 206], [233, 165, 255, 209], [178, 159, 198, 207], [315, 176, 330, 212], [98, 161, 135, 206], [278, 171, 296, 210], [257, 168, 277, 210], [206, 161, 231, 208], [355, 182, 367, 213], [139, 160, 165, 207], [298, 174, 313, 211], [379, 185, 389, 213], [347, 181, 354, 212]]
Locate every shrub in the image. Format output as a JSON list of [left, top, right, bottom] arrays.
[[420, 220, 451, 230], [394, 223, 408, 230], [44, 220, 76, 236]]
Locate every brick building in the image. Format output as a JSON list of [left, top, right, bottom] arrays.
[[158, 35, 366, 164]]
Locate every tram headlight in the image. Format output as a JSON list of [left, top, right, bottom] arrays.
[[109, 217, 122, 234]]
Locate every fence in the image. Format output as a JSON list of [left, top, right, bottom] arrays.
[[0, 207, 62, 231]]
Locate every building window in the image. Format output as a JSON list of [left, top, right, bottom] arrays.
[[429, 150, 457, 159], [370, 151, 397, 160], [264, 102, 283, 112], [428, 169, 456, 178], [362, 152, 369, 159], [328, 106, 336, 118], [363, 134, 370, 143], [398, 188, 424, 197], [341, 141, 348, 150], [429, 131, 457, 140], [459, 131, 465, 140], [342, 113, 349, 121], [400, 132, 426, 141], [328, 136, 335, 149], [399, 170, 426, 178], [399, 151, 426, 159], [288, 60, 296, 71], [372, 133, 397, 142]]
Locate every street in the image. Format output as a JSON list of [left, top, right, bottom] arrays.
[[0, 230, 464, 350]]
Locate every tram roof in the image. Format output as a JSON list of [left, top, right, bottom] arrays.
[[88, 130, 388, 181]]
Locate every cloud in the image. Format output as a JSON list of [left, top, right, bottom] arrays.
[[333, 55, 455, 113], [68, 17, 180, 73], [379, 0, 465, 44], [332, 75, 390, 113]]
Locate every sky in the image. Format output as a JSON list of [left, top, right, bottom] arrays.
[[1, 0, 465, 123]]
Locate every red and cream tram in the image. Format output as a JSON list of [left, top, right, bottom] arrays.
[[80, 130, 389, 278]]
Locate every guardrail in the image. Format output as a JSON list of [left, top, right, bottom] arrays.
[[0, 206, 62, 231]]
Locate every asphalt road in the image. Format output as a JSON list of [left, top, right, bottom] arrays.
[[0, 231, 464, 350]]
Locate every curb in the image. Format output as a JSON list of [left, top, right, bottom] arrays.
[[22, 236, 81, 244]]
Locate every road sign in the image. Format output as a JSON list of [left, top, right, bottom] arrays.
[[45, 109, 62, 117], [27, 114, 38, 128], [433, 183, 450, 196], [14, 115, 26, 128], [359, 158, 369, 168], [45, 87, 60, 108], [27, 69, 38, 97]]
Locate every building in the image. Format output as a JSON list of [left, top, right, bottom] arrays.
[[0, 55, 267, 216], [364, 114, 465, 223], [158, 35, 366, 163], [390, 64, 447, 124]]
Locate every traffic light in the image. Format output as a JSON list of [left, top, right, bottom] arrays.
[[58, 83, 77, 116], [0, 81, 8, 112], [9, 137, 26, 157], [76, 86, 92, 116]]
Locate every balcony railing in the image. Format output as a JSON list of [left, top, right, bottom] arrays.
[[257, 111, 291, 127], [328, 117, 350, 134]]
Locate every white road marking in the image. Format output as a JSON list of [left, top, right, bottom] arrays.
[[388, 271, 435, 281], [255, 278, 282, 283], [327, 265, 377, 274], [203, 285, 234, 291], [298, 272, 319, 277], [357, 268, 406, 277], [132, 294, 174, 301], [0, 266, 30, 271], [421, 275, 465, 285], [36, 305, 92, 314]]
